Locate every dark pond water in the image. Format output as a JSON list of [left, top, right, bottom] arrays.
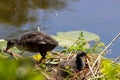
[[0, 0, 120, 58]]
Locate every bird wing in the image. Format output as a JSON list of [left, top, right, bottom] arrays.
[[20, 32, 48, 45], [20, 31, 58, 45], [19, 31, 58, 52]]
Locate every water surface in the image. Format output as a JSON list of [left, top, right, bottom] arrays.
[[0, 0, 120, 58]]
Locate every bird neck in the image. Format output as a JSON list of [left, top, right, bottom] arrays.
[[76, 56, 85, 71], [14, 39, 21, 46], [15, 39, 24, 50]]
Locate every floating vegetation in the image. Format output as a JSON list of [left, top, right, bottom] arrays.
[[0, 31, 120, 80]]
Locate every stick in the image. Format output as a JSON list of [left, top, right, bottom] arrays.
[[94, 58, 101, 75], [86, 59, 96, 77], [100, 32, 120, 55], [87, 75, 104, 80], [42, 71, 56, 80], [114, 56, 120, 62], [4, 50, 22, 59], [37, 27, 40, 31], [88, 33, 120, 75]]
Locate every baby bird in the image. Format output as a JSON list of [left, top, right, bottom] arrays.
[[58, 52, 89, 78], [6, 31, 58, 63], [76, 52, 89, 71]]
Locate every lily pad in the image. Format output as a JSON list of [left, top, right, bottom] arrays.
[[0, 39, 8, 56], [51, 31, 100, 48], [0, 39, 7, 50]]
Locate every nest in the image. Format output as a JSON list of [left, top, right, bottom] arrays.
[[34, 53, 103, 80]]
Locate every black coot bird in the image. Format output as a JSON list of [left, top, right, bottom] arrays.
[[58, 52, 89, 78], [6, 31, 58, 63], [76, 52, 89, 71]]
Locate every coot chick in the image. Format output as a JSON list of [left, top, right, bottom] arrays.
[[58, 52, 89, 78], [76, 52, 89, 71], [6, 31, 58, 63]]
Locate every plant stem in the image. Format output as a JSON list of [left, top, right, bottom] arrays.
[[88, 33, 120, 76]]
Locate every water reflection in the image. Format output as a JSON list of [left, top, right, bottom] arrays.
[[0, 0, 67, 26], [0, 0, 120, 58], [30, 0, 66, 10]]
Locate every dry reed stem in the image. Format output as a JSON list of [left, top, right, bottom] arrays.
[[94, 58, 100, 75], [42, 71, 56, 80], [114, 56, 120, 62], [86, 59, 96, 77], [87, 33, 120, 77], [37, 27, 40, 31], [87, 75, 104, 80]]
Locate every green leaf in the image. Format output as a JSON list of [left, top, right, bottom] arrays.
[[101, 58, 120, 80], [0, 39, 9, 57], [52, 31, 100, 48], [0, 39, 7, 50], [0, 58, 45, 80]]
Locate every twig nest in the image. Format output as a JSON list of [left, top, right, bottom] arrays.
[[56, 52, 89, 79]]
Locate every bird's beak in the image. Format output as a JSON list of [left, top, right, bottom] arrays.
[[85, 55, 90, 60], [5, 46, 9, 52]]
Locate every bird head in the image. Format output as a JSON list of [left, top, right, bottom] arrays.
[[6, 39, 19, 51], [77, 52, 90, 60], [76, 52, 90, 71]]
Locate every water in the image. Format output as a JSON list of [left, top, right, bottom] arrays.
[[0, 0, 120, 58]]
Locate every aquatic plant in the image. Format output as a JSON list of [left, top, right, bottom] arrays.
[[0, 31, 120, 80]]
